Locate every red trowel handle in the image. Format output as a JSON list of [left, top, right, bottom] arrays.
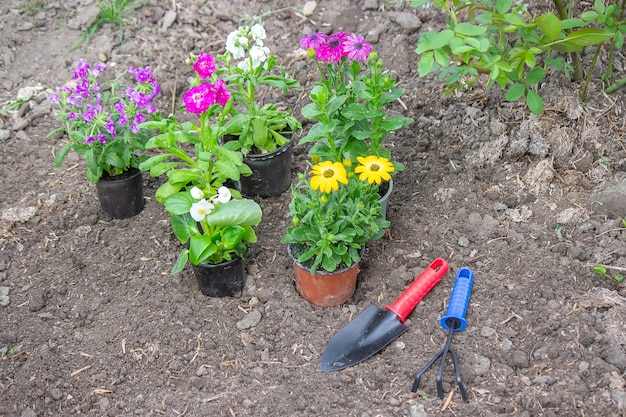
[[385, 258, 449, 323]]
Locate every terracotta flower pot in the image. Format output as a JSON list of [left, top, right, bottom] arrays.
[[287, 244, 363, 307]]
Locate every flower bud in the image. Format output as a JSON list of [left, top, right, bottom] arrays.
[[311, 154, 320, 164], [320, 195, 328, 204]]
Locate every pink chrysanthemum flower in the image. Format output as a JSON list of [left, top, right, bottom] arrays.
[[315, 32, 348, 63], [300, 32, 327, 51], [193, 53, 216, 79], [183, 83, 215, 114], [343, 34, 372, 62]]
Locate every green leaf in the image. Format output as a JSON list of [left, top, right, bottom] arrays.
[[54, 143, 72, 167], [580, 10, 599, 22], [525, 66, 545, 85], [155, 181, 184, 203], [593, 265, 607, 275], [170, 213, 199, 243], [429, 29, 455, 49], [171, 249, 189, 274], [204, 199, 262, 228], [549, 28, 613, 52], [221, 226, 245, 250], [525, 90, 544, 114], [454, 23, 487, 36], [537, 13, 562, 41], [168, 169, 203, 184], [505, 83, 526, 101], [615, 30, 624, 49], [164, 192, 194, 216], [418, 51, 435, 77], [594, 0, 605, 14], [189, 234, 216, 265], [495, 0, 513, 14], [214, 160, 241, 181]]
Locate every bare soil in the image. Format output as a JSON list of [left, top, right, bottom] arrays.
[[1, 1, 626, 416]]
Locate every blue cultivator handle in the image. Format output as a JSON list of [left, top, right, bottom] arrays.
[[440, 267, 474, 332]]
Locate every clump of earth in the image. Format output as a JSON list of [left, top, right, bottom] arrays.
[[1, 1, 625, 416]]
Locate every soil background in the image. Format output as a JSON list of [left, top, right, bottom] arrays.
[[1, 1, 626, 416]]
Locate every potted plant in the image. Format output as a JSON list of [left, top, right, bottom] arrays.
[[218, 23, 302, 197], [298, 32, 414, 217], [139, 53, 262, 297], [47, 59, 161, 218], [280, 156, 391, 307]]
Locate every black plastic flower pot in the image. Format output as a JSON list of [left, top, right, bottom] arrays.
[[239, 136, 294, 198], [95, 168, 144, 219], [192, 256, 246, 297]]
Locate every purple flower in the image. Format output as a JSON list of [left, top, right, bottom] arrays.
[[193, 53, 216, 79], [86, 135, 96, 144], [67, 95, 83, 107], [129, 65, 152, 83], [183, 83, 215, 114], [90, 63, 106, 77], [118, 112, 129, 126], [316, 32, 348, 63], [300, 32, 327, 51], [130, 113, 146, 133], [97, 133, 107, 144], [74, 59, 90, 80], [114, 101, 125, 114], [343, 34, 371, 62], [105, 113, 117, 138], [67, 112, 78, 120], [47, 94, 60, 104], [82, 108, 97, 123]]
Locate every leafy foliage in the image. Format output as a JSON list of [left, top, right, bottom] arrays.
[[411, 0, 621, 114]]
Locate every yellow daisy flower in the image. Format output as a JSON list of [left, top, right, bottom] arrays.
[[309, 161, 349, 194], [354, 155, 395, 184]]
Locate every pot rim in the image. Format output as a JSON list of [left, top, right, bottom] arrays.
[[286, 243, 365, 275]]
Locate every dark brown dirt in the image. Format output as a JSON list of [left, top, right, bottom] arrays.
[[1, 1, 625, 416]]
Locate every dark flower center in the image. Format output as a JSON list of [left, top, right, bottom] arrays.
[[329, 38, 340, 48], [370, 163, 380, 172], [324, 169, 335, 178]]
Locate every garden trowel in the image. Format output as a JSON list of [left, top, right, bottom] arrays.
[[320, 258, 449, 371]]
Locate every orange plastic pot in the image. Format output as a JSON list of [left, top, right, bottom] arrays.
[[288, 244, 363, 307]]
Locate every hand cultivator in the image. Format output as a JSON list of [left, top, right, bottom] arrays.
[[411, 268, 474, 402]]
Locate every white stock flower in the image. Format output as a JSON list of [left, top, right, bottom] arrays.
[[249, 45, 270, 68], [250, 24, 266, 42], [226, 31, 246, 59], [189, 199, 214, 222], [190, 186, 204, 199], [216, 186, 232, 203]]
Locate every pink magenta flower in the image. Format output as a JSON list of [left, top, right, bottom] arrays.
[[344, 34, 371, 62], [213, 79, 231, 107], [316, 32, 348, 63], [300, 32, 327, 51], [183, 83, 215, 114], [193, 53, 216, 79]]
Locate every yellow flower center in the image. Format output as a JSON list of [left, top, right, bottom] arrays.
[[323, 169, 335, 178], [370, 163, 380, 172], [199, 208, 205, 215]]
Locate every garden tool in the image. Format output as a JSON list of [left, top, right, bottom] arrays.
[[320, 258, 449, 371], [411, 267, 474, 402]]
